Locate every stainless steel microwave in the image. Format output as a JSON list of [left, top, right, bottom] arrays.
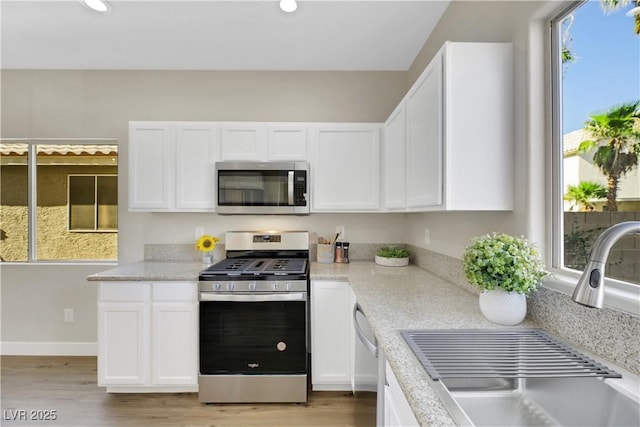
[[215, 162, 310, 215]]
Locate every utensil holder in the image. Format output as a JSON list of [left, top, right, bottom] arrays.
[[317, 244, 335, 263]]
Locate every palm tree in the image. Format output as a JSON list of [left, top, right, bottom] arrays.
[[600, 0, 640, 34], [579, 101, 640, 211], [564, 181, 608, 211]]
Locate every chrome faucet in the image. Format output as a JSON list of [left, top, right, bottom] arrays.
[[572, 221, 640, 308]]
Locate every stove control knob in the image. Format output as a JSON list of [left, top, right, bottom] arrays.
[[248, 281, 257, 291], [213, 282, 221, 291], [272, 282, 278, 291], [227, 282, 235, 291], [286, 282, 292, 291]]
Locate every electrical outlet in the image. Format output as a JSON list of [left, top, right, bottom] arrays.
[[336, 225, 345, 240], [424, 228, 430, 245], [195, 226, 204, 239], [64, 308, 74, 323]]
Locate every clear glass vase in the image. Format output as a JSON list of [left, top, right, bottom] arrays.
[[202, 251, 214, 265]]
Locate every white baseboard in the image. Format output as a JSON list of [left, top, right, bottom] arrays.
[[1, 342, 97, 356]]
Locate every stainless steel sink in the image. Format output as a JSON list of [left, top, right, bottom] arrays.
[[439, 376, 640, 427], [402, 329, 640, 427]]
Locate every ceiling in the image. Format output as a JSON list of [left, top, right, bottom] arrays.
[[0, 0, 450, 71]]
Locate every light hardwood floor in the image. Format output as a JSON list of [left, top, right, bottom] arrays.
[[1, 356, 376, 427]]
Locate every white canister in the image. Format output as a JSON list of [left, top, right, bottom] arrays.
[[317, 244, 335, 263]]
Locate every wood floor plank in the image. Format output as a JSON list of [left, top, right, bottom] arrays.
[[1, 356, 376, 427]]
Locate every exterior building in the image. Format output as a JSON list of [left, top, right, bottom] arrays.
[[563, 128, 640, 212], [562, 129, 640, 283], [0, 143, 118, 262]]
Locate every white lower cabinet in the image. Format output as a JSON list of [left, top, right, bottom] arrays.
[[311, 280, 352, 390], [98, 300, 149, 385], [383, 360, 419, 427], [98, 281, 198, 392], [311, 281, 377, 392]]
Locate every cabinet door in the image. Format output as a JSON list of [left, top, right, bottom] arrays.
[[384, 362, 419, 427], [266, 125, 308, 161], [220, 123, 266, 161], [382, 103, 407, 210], [98, 302, 149, 385], [175, 123, 218, 210], [151, 302, 198, 385], [444, 42, 514, 210], [311, 281, 352, 390], [310, 124, 380, 211], [406, 53, 443, 209], [129, 122, 173, 210]]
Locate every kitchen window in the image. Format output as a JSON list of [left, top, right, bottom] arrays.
[[549, 1, 639, 310], [68, 175, 118, 232], [0, 140, 118, 262]]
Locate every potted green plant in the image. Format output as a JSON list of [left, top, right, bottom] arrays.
[[375, 246, 410, 267], [463, 233, 550, 325]]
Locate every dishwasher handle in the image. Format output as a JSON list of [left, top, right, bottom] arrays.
[[353, 302, 378, 357]]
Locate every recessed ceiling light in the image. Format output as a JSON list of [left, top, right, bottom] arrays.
[[280, 0, 297, 13], [83, 0, 109, 13]]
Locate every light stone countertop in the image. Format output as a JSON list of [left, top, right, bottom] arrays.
[[86, 260, 206, 282], [88, 259, 538, 425], [312, 261, 538, 426]]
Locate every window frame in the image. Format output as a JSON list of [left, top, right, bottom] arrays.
[[67, 173, 118, 233], [546, 1, 640, 316], [0, 138, 118, 264]]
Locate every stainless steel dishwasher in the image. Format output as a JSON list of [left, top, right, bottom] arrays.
[[353, 303, 383, 426]]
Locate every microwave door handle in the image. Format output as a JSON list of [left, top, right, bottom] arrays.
[[288, 171, 294, 205]]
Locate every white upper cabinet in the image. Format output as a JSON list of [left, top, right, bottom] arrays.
[[309, 124, 380, 212], [129, 122, 173, 210], [220, 123, 307, 161], [129, 122, 174, 210], [129, 121, 218, 212], [175, 123, 218, 210], [220, 123, 266, 161], [382, 100, 408, 210], [394, 41, 514, 212], [267, 125, 308, 161], [442, 42, 513, 210], [406, 53, 443, 209]]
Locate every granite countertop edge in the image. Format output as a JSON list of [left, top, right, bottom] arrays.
[[85, 260, 206, 282]]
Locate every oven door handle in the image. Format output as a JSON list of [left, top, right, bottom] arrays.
[[199, 292, 306, 302]]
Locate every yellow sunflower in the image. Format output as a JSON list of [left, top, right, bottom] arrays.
[[196, 235, 220, 253]]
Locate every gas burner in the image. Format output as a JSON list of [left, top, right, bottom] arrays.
[[201, 257, 307, 278]]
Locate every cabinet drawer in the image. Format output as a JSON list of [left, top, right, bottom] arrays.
[[99, 282, 149, 302], [152, 282, 197, 302]]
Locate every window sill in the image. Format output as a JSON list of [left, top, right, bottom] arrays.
[[543, 269, 640, 317], [1, 261, 118, 266]]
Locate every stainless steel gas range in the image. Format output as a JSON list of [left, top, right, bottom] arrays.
[[198, 230, 310, 403]]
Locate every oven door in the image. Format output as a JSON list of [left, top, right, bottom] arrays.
[[199, 293, 308, 375]]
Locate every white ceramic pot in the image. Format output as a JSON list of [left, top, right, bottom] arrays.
[[375, 255, 409, 267], [478, 289, 527, 326]]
